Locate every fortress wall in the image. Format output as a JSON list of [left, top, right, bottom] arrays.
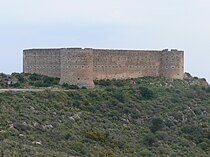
[[160, 49, 184, 79], [23, 48, 184, 88], [23, 49, 61, 78], [60, 48, 94, 88], [92, 49, 161, 80]]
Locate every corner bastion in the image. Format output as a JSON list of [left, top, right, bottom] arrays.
[[23, 48, 184, 88]]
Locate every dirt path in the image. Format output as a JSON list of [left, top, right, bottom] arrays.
[[0, 89, 46, 93]]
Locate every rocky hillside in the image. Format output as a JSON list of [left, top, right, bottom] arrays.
[[0, 73, 209, 157]]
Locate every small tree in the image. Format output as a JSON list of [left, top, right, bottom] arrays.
[[139, 87, 155, 99], [150, 117, 165, 132], [143, 133, 156, 146]]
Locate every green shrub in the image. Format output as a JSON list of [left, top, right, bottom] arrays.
[[112, 80, 125, 87], [143, 133, 156, 146], [139, 87, 155, 99], [69, 142, 87, 155], [185, 72, 192, 78], [112, 91, 125, 102], [62, 83, 80, 89], [86, 130, 106, 142], [28, 73, 60, 87], [150, 117, 165, 132], [139, 149, 153, 157], [94, 80, 111, 86], [29, 73, 41, 81], [205, 86, 210, 93], [99, 151, 118, 157], [13, 73, 25, 83], [198, 142, 209, 151], [72, 100, 81, 108]]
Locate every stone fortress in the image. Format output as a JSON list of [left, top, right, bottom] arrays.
[[23, 48, 184, 88]]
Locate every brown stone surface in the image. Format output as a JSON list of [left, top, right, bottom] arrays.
[[23, 48, 184, 88]]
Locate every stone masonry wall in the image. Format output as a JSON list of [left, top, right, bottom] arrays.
[[23, 49, 61, 78], [60, 48, 94, 88], [23, 48, 184, 88], [159, 49, 184, 79], [92, 49, 161, 80]]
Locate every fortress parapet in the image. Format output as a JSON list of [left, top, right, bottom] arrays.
[[23, 48, 184, 88]]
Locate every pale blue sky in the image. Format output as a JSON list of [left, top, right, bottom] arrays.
[[0, 0, 210, 81]]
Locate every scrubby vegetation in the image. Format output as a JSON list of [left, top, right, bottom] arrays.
[[0, 73, 81, 89], [0, 73, 60, 89], [0, 73, 209, 156]]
